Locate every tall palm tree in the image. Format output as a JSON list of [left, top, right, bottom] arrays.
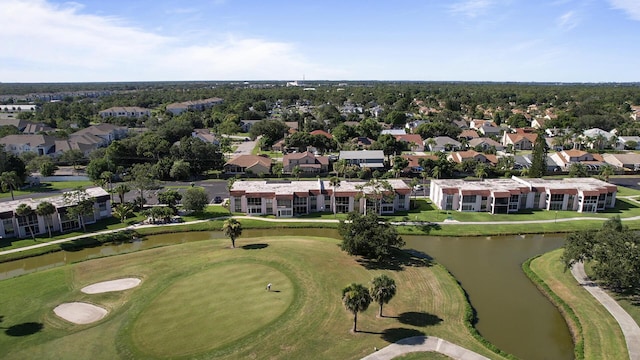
[[222, 218, 243, 248], [341, 283, 372, 332], [426, 138, 437, 154], [292, 165, 302, 180], [0, 171, 20, 201], [36, 201, 55, 238], [600, 164, 615, 182], [15, 204, 35, 239], [329, 176, 341, 215], [431, 165, 441, 179], [370, 275, 397, 317], [113, 183, 130, 204]]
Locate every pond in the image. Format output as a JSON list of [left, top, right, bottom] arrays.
[[0, 229, 572, 360]]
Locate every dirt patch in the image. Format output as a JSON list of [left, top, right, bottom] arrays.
[[54, 302, 108, 324], [81, 278, 141, 294]]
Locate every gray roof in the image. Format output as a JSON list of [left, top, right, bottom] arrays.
[[339, 150, 384, 159]]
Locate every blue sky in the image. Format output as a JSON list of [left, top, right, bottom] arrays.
[[2, 0, 640, 82]]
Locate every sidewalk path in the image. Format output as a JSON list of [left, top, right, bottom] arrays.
[[360, 336, 490, 360], [571, 263, 640, 360]]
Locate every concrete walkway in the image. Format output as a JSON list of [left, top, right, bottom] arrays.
[[360, 336, 490, 360], [571, 262, 640, 360]]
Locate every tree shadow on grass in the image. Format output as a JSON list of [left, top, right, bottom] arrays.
[[394, 312, 443, 327], [418, 223, 441, 234], [5, 322, 43, 336], [242, 243, 269, 250], [59, 238, 103, 252], [381, 328, 425, 343], [357, 248, 433, 271]]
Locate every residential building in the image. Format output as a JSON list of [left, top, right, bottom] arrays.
[[224, 155, 272, 175], [430, 176, 616, 214], [394, 134, 424, 152], [380, 129, 406, 136], [0, 134, 56, 156], [458, 129, 480, 140], [283, 151, 329, 174], [229, 179, 411, 217], [550, 149, 605, 171], [70, 123, 128, 146], [400, 154, 437, 174], [191, 129, 219, 144], [309, 129, 333, 139], [479, 124, 502, 137], [99, 106, 150, 118], [166, 97, 223, 115], [427, 136, 461, 152], [448, 150, 497, 165], [617, 136, 640, 150], [468, 137, 504, 151], [339, 150, 385, 168], [0, 187, 111, 239], [502, 130, 537, 150], [603, 153, 640, 171]]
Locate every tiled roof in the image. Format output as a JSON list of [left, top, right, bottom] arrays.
[[225, 155, 272, 168]]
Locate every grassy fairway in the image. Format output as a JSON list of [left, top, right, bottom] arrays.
[[0, 236, 508, 360], [529, 249, 628, 360]]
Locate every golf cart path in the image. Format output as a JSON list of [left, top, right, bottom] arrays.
[[359, 336, 490, 360], [571, 262, 640, 360]]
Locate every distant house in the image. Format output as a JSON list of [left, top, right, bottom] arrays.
[[468, 137, 504, 151], [603, 153, 640, 171], [531, 118, 546, 129], [239, 119, 264, 132], [99, 106, 150, 118], [166, 97, 223, 115], [616, 136, 640, 150], [380, 129, 406, 136], [191, 129, 219, 144], [427, 136, 461, 152], [224, 155, 272, 175], [350, 137, 375, 149], [70, 124, 128, 147], [502, 130, 537, 150], [0, 119, 53, 134], [458, 129, 480, 140], [339, 150, 385, 169], [448, 150, 497, 165], [394, 134, 424, 152], [283, 151, 329, 175], [0, 134, 56, 156], [309, 129, 333, 139], [401, 154, 437, 174], [550, 149, 605, 170], [271, 138, 286, 152]]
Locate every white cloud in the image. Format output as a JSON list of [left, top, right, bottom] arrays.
[[0, 0, 340, 82], [449, 0, 494, 18], [609, 0, 640, 20], [557, 11, 579, 30]]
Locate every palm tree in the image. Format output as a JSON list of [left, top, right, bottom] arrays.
[[36, 201, 55, 238], [292, 165, 302, 180], [15, 204, 35, 239], [329, 176, 341, 215], [0, 171, 20, 201], [600, 164, 615, 182], [113, 183, 130, 204], [475, 163, 488, 180], [426, 138, 437, 154], [100, 171, 114, 202], [431, 165, 441, 179], [370, 275, 397, 317], [112, 203, 135, 223], [222, 218, 243, 248], [341, 283, 372, 332]]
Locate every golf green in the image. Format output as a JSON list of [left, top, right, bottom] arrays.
[[131, 262, 294, 357]]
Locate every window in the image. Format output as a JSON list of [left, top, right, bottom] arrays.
[[2, 218, 14, 236], [335, 196, 350, 213], [277, 199, 292, 208], [398, 194, 405, 210], [233, 197, 242, 212], [17, 213, 40, 234], [98, 201, 107, 212], [294, 197, 308, 215], [534, 192, 541, 208], [60, 213, 80, 232], [582, 195, 598, 213], [247, 198, 262, 206], [309, 196, 317, 211], [509, 194, 519, 211], [549, 193, 564, 210], [265, 198, 273, 215], [445, 195, 453, 211]]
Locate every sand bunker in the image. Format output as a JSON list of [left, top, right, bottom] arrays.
[[54, 302, 107, 324], [81, 278, 141, 294]]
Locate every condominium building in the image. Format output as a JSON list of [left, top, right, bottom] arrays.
[[229, 179, 411, 217], [430, 176, 616, 214]]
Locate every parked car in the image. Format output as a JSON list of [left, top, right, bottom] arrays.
[[214, 196, 223, 204]]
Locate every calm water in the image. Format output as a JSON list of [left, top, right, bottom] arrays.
[[404, 234, 573, 360], [0, 229, 572, 359]]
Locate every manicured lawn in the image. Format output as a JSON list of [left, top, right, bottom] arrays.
[[529, 249, 628, 360], [0, 236, 509, 360], [0, 181, 95, 199]]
